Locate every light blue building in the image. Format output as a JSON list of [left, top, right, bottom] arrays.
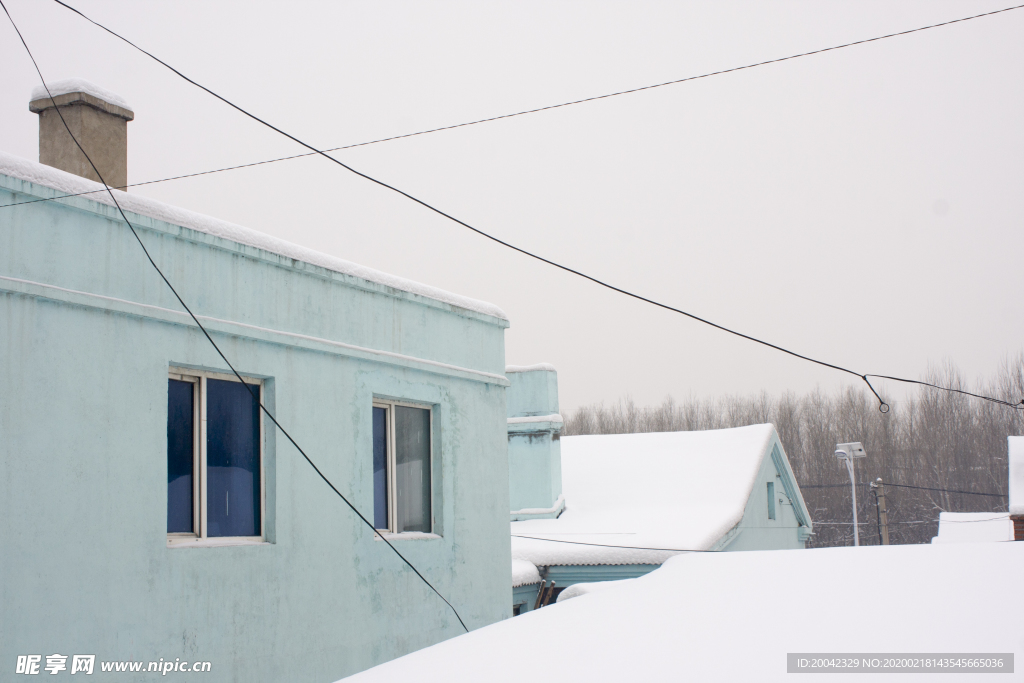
[[1, 83, 512, 681], [506, 366, 812, 612]]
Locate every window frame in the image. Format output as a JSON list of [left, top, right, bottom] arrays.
[[167, 368, 266, 545], [372, 399, 434, 535]]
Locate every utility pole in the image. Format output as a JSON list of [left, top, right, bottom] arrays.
[[875, 478, 890, 545], [871, 483, 883, 545]]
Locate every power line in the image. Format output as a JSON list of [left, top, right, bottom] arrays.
[[511, 534, 717, 553], [5, 0, 1017, 213], [46, 1, 1024, 415], [883, 482, 1007, 498], [0, 0, 468, 634], [801, 482, 1006, 497]]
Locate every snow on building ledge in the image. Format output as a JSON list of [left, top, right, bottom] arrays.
[[505, 363, 556, 374]]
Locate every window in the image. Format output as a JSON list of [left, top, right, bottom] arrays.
[[372, 401, 432, 534], [167, 369, 264, 542], [767, 481, 776, 520]]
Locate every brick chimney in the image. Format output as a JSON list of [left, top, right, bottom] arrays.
[[1010, 436, 1024, 540], [29, 78, 134, 189]]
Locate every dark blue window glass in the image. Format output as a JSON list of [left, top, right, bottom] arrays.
[[207, 379, 261, 537], [373, 406, 389, 529], [167, 379, 195, 533]]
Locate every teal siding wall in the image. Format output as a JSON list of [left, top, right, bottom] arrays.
[[512, 583, 541, 614], [506, 369, 562, 515], [0, 174, 512, 681], [719, 440, 810, 551]]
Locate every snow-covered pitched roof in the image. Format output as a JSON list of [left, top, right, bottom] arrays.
[[30, 78, 133, 113], [340, 542, 1024, 683], [931, 512, 1013, 544], [511, 424, 797, 566], [0, 151, 507, 321], [1009, 436, 1024, 515]]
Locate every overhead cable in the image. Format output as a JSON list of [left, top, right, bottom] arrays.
[[49, 1, 1024, 414], [0, 0, 468, 634], [510, 534, 717, 553], [6, 0, 1017, 212], [802, 482, 1007, 497]]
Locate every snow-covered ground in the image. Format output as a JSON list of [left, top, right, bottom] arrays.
[[341, 542, 1023, 682]]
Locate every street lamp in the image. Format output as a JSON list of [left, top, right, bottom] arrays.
[[835, 442, 867, 546]]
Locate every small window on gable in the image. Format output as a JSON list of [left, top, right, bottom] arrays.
[[372, 400, 432, 534], [168, 370, 264, 543], [767, 481, 776, 520]]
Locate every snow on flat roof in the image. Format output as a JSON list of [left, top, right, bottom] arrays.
[[340, 542, 1024, 683], [931, 512, 1013, 544], [511, 424, 776, 566], [30, 78, 133, 113], [0, 151, 507, 321], [511, 560, 540, 588], [1009, 436, 1024, 515], [505, 363, 556, 373]]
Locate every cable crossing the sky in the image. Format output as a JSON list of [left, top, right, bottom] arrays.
[[1, 0, 1016, 212], [48, 0, 1024, 414]]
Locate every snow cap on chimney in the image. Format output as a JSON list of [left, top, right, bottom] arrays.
[[29, 78, 134, 189]]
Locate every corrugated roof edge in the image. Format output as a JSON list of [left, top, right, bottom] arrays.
[[0, 151, 508, 322]]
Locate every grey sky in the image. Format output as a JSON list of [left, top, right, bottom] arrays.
[[2, 0, 1021, 411]]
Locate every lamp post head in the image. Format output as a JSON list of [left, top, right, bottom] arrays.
[[835, 442, 867, 461]]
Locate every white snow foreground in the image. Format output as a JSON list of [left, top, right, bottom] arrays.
[[340, 542, 1024, 683], [931, 512, 1013, 544], [512, 425, 780, 566]]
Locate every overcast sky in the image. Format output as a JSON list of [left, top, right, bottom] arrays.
[[2, 0, 1022, 411]]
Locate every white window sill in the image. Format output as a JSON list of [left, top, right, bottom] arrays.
[[167, 537, 268, 548], [374, 532, 442, 541]]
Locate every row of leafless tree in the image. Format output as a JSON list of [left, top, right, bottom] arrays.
[[563, 355, 1024, 546]]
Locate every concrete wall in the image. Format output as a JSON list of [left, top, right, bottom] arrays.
[[0, 172, 512, 682]]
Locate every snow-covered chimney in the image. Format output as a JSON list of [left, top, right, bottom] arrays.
[[1009, 436, 1024, 540], [506, 364, 564, 521], [29, 79, 134, 189]]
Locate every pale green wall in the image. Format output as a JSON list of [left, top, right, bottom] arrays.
[[719, 447, 807, 551], [0, 173, 512, 682], [506, 369, 562, 515], [506, 368, 558, 418]]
